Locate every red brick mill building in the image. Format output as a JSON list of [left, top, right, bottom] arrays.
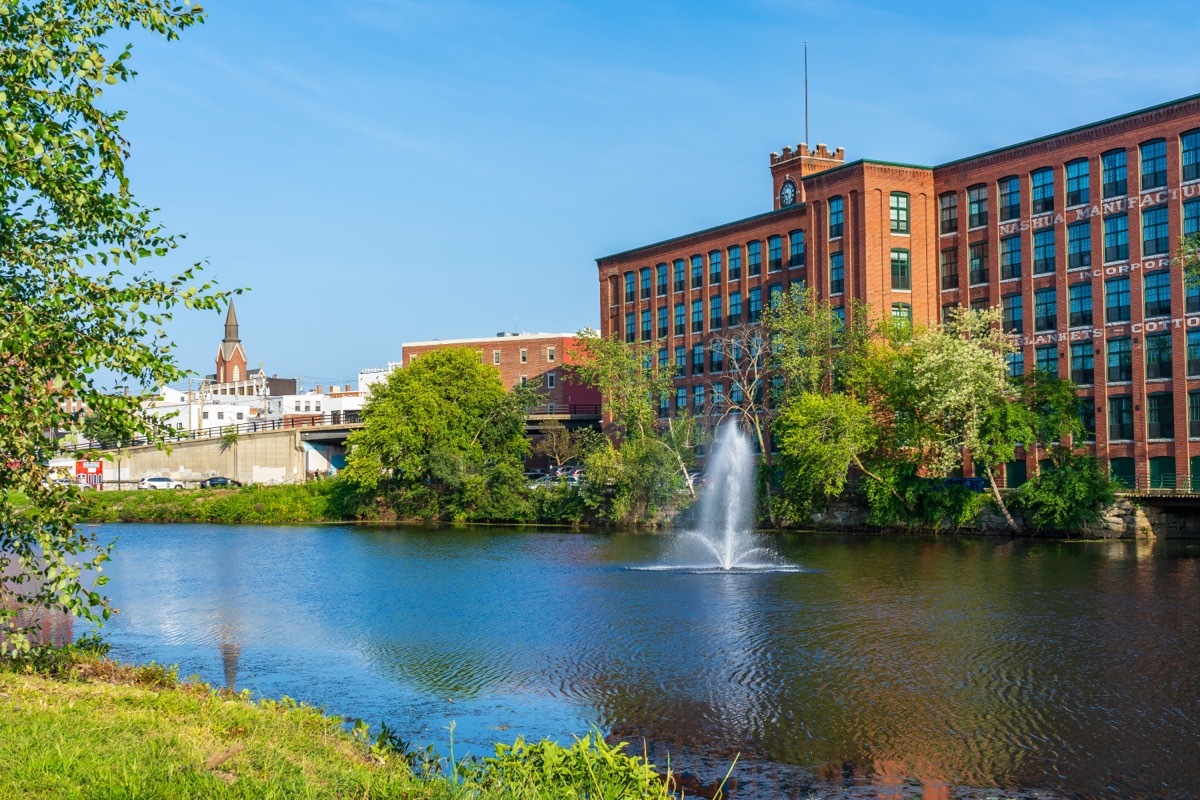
[[596, 94, 1200, 491]]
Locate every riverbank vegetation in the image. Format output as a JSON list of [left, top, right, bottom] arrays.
[[0, 642, 688, 799], [77, 483, 361, 525]]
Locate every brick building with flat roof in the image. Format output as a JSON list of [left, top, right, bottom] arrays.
[[596, 94, 1200, 491]]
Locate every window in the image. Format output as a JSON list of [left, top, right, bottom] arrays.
[[676, 386, 687, 411], [1109, 396, 1134, 440], [639, 267, 651, 300], [1107, 337, 1132, 382], [218, 411, 226, 420], [829, 252, 844, 294], [1191, 392, 1200, 437], [730, 382, 744, 404], [1066, 158, 1090, 206], [657, 307, 668, 338], [890, 192, 910, 233], [769, 282, 783, 309], [691, 255, 703, 289], [1140, 139, 1167, 190], [493, 350, 502, 364], [1189, 330, 1200, 377], [640, 310, 651, 341], [546, 372, 556, 389], [748, 241, 762, 277], [1143, 206, 1169, 256], [657, 348, 668, 370], [1069, 283, 1093, 327], [941, 303, 957, 323], [203, 411, 210, 419], [1190, 280, 1200, 314], [237, 411, 246, 419], [728, 246, 742, 281], [1110, 455, 1135, 487], [710, 295, 723, 330], [1104, 214, 1129, 262], [998, 176, 1020, 221], [520, 348, 528, 364], [940, 248, 959, 290], [891, 249, 911, 290], [711, 340, 724, 372], [1145, 271, 1172, 317], [624, 272, 635, 303], [1106, 277, 1130, 322], [1187, 199, 1200, 237], [624, 313, 635, 342], [832, 306, 846, 326], [674, 303, 685, 336], [728, 291, 742, 325], [788, 230, 805, 267], [675, 346, 685, 372], [768, 235, 783, 271], [709, 251, 722, 285], [1070, 342, 1094, 385], [691, 344, 704, 376], [1007, 351, 1025, 378], [658, 390, 669, 416], [891, 303, 912, 332], [967, 184, 988, 228], [1034, 287, 1057, 331], [1150, 456, 1176, 489], [691, 299, 703, 333], [693, 384, 705, 411], [1000, 235, 1021, 280], [1033, 229, 1055, 274], [673, 259, 685, 293], [1080, 398, 1096, 440], [1184, 130, 1200, 183], [1148, 393, 1174, 440], [1031, 167, 1054, 214], [712, 382, 725, 407], [656, 263, 668, 296], [748, 287, 763, 323], [1067, 221, 1091, 269], [829, 196, 844, 239], [1102, 149, 1127, 198], [969, 242, 989, 285], [1035, 345, 1059, 377], [939, 192, 958, 234], [1146, 332, 1173, 379], [1002, 294, 1023, 334]]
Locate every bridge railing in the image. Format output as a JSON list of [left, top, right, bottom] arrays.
[[526, 403, 601, 417], [62, 410, 363, 453]]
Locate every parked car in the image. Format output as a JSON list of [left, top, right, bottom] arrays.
[[138, 476, 183, 490], [530, 474, 582, 490], [199, 476, 242, 489]]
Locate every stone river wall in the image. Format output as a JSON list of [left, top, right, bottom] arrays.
[[805, 496, 1200, 538]]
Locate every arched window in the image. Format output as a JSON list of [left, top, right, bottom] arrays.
[[232, 365, 240, 382]]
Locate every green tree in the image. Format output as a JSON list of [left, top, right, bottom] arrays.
[[343, 348, 533, 521], [1176, 231, 1200, 290], [1, 1, 220, 657], [1016, 453, 1116, 533]]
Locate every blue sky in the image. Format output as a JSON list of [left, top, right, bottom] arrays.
[[115, 0, 1200, 389]]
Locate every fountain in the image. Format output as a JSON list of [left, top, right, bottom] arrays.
[[662, 422, 800, 573]]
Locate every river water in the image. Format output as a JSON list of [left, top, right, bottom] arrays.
[[85, 523, 1200, 799]]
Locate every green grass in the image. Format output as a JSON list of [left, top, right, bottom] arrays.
[[0, 650, 691, 799], [76, 481, 364, 524]]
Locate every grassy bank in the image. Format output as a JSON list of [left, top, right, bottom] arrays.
[[76, 482, 363, 524], [0, 648, 688, 799]]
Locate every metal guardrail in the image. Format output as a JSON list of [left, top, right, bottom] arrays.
[[527, 404, 601, 416], [62, 410, 363, 453]]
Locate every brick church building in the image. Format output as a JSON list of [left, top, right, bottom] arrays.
[[596, 93, 1200, 491]]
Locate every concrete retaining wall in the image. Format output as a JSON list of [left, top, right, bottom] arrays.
[[103, 428, 306, 488]]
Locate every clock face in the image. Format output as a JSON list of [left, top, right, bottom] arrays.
[[780, 179, 797, 207]]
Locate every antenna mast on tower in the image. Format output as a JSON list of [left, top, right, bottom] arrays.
[[804, 42, 809, 146]]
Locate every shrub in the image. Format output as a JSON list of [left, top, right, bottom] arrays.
[[1016, 454, 1116, 534]]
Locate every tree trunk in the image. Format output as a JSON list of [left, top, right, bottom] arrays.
[[985, 465, 1019, 531], [851, 456, 911, 511]]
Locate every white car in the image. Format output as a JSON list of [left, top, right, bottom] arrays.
[[139, 476, 184, 490]]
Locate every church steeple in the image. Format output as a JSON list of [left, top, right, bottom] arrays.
[[223, 301, 240, 343]]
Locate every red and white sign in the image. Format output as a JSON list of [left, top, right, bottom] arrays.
[[75, 460, 103, 487]]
